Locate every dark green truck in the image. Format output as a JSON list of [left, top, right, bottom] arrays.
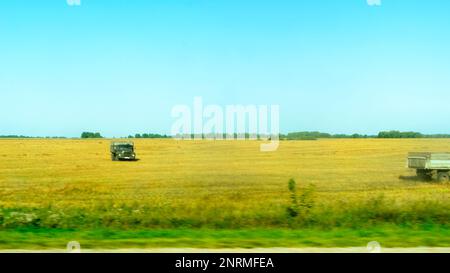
[[110, 142, 137, 161]]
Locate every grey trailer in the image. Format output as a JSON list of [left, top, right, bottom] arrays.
[[408, 152, 450, 182]]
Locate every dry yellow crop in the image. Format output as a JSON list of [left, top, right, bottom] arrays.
[[0, 138, 449, 230]]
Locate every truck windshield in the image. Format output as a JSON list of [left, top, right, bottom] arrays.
[[116, 145, 133, 150]]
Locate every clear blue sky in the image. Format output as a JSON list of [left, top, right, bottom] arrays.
[[1, 0, 450, 137]]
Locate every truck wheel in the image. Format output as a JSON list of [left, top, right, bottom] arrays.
[[111, 154, 117, 161], [437, 172, 450, 183]]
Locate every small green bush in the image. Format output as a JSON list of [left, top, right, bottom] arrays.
[[286, 179, 315, 220]]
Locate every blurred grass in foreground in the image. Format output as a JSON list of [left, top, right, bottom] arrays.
[[1, 225, 450, 250]]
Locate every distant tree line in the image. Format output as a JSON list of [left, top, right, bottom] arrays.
[[81, 132, 103, 139], [377, 131, 450, 139], [3, 130, 450, 139], [280, 131, 450, 140], [425, 134, 450, 138], [280, 131, 373, 140], [0, 135, 67, 139], [377, 131, 423, 138], [0, 135, 34, 138], [128, 133, 170, 139], [174, 133, 269, 140]]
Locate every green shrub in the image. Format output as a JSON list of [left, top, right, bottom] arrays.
[[286, 179, 315, 220]]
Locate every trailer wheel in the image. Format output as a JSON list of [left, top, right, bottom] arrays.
[[437, 172, 450, 183]]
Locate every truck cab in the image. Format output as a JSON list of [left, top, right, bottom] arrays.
[[110, 142, 136, 161]]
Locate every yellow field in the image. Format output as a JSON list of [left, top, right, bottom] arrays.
[[0, 139, 450, 204], [1, 138, 449, 203], [0, 138, 449, 231]]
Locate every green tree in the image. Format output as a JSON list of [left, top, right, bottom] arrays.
[[81, 132, 103, 139]]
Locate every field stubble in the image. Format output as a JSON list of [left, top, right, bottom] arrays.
[[0, 138, 449, 232]]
